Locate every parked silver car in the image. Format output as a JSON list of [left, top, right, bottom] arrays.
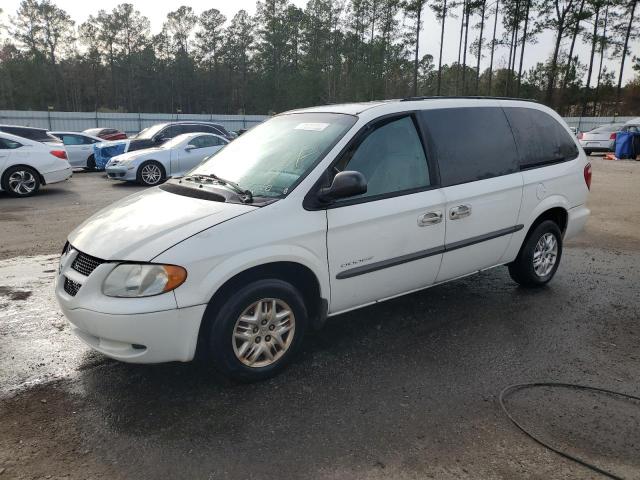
[[578, 124, 625, 155]]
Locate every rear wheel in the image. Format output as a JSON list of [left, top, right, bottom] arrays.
[[84, 154, 96, 171], [2, 166, 41, 197], [204, 279, 308, 382], [136, 160, 165, 186], [508, 220, 562, 288]]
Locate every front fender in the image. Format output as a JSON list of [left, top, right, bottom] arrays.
[[169, 244, 330, 310]]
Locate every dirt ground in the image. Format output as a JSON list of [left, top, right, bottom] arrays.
[[0, 157, 639, 479]]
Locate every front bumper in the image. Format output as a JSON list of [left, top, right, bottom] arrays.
[[55, 246, 205, 363], [105, 164, 136, 181], [60, 304, 206, 363]]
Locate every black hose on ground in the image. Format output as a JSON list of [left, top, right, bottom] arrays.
[[499, 382, 640, 480]]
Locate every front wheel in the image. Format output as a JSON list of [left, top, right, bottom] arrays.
[[508, 220, 562, 288], [2, 165, 41, 197], [204, 279, 308, 382], [136, 160, 165, 186]]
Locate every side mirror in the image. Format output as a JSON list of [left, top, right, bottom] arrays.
[[318, 171, 367, 203], [185, 144, 196, 152]]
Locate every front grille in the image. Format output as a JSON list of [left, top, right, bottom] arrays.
[[64, 277, 81, 296], [71, 250, 105, 277]]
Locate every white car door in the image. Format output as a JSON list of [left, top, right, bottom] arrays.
[[419, 107, 524, 283], [325, 114, 446, 314], [173, 135, 225, 176], [59, 134, 93, 167]]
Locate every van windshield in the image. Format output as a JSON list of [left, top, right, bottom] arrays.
[[189, 113, 356, 198]]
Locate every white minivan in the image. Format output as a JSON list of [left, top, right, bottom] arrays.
[[55, 98, 591, 381]]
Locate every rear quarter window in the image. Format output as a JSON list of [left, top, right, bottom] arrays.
[[503, 107, 579, 169], [419, 107, 519, 187]]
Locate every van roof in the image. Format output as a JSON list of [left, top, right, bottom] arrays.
[[283, 96, 540, 116]]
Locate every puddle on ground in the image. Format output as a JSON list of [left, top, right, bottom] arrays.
[[0, 255, 93, 396]]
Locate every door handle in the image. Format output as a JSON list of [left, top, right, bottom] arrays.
[[449, 205, 472, 220], [417, 211, 443, 226]]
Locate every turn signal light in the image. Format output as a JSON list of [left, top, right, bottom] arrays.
[[584, 163, 592, 190], [50, 150, 67, 160]]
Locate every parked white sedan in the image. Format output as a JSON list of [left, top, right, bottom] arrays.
[[0, 131, 72, 197], [105, 132, 229, 186], [51, 131, 104, 170]]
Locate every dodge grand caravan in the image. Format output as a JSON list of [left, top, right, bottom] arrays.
[[55, 98, 591, 381]]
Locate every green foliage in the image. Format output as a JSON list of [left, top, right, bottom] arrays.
[[0, 0, 637, 114]]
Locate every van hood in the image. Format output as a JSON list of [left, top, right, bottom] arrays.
[[68, 187, 257, 261]]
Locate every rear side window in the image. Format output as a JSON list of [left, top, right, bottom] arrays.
[[2, 126, 41, 140], [0, 138, 22, 149], [419, 107, 519, 187], [503, 107, 579, 169], [58, 134, 84, 145]]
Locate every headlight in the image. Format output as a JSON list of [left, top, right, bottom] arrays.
[[102, 263, 187, 298]]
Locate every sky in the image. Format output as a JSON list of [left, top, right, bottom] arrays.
[[1, 0, 638, 84]]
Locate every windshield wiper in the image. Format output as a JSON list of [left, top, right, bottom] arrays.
[[190, 173, 253, 203]]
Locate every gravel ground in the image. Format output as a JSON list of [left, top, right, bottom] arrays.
[[0, 157, 639, 479]]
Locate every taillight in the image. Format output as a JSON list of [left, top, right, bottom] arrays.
[[610, 133, 616, 140], [50, 150, 67, 160], [577, 132, 583, 139], [584, 163, 592, 190]]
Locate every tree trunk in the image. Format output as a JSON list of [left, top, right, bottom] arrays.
[[560, 0, 585, 112], [414, 2, 422, 97], [506, 0, 521, 96], [488, 0, 499, 95], [616, 0, 637, 105], [461, 0, 471, 94], [437, 0, 448, 95], [456, 0, 466, 94], [593, 4, 608, 116], [545, 0, 574, 106], [516, 0, 530, 97], [475, 0, 487, 94], [581, 4, 600, 118]]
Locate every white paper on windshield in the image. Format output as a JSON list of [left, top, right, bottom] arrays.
[[294, 122, 330, 131]]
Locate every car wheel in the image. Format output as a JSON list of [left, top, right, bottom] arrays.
[[508, 220, 563, 288], [136, 161, 165, 186], [204, 279, 308, 382], [1, 166, 41, 197], [583, 149, 592, 156], [84, 154, 96, 171]]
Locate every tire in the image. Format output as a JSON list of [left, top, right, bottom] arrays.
[[84, 154, 96, 171], [1, 165, 41, 197], [204, 279, 308, 382], [136, 160, 165, 186], [583, 149, 592, 156], [508, 220, 563, 288]]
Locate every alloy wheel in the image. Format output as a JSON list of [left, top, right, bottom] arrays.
[[533, 232, 558, 277], [8, 170, 37, 195], [140, 164, 162, 185], [232, 298, 296, 368]]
